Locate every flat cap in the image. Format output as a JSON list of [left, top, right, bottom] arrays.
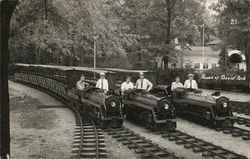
[[100, 72, 105, 76], [188, 73, 194, 77]]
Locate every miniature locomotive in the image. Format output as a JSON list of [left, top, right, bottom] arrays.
[[172, 88, 236, 127], [123, 89, 176, 130], [13, 63, 123, 127]]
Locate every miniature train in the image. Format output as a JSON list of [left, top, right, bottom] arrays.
[[172, 88, 236, 127], [123, 89, 176, 130], [13, 63, 236, 129], [13, 63, 123, 128], [105, 68, 236, 128]]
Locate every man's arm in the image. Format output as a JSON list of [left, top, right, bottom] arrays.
[[130, 82, 134, 89], [95, 80, 99, 88], [171, 82, 175, 91], [184, 80, 188, 88], [135, 80, 139, 88], [105, 80, 109, 91], [194, 80, 198, 89], [121, 83, 125, 92], [180, 82, 184, 87], [146, 80, 153, 91]]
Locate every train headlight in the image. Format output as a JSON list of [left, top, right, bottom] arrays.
[[216, 97, 230, 113], [111, 101, 116, 107], [164, 103, 169, 110], [222, 102, 227, 108]]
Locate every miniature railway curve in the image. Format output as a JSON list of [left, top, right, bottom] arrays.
[[72, 114, 107, 159], [145, 126, 247, 159], [10, 79, 107, 159], [106, 127, 182, 159]]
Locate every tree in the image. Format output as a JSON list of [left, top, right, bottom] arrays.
[[218, 47, 232, 70], [1, 1, 17, 159], [212, 0, 250, 71], [117, 0, 210, 69]]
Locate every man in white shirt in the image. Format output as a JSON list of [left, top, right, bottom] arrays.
[[171, 76, 183, 91], [135, 72, 153, 92], [184, 74, 198, 89], [121, 76, 134, 94], [76, 75, 89, 90], [96, 72, 109, 93]]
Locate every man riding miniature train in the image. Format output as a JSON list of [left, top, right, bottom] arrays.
[[135, 72, 153, 91], [171, 74, 198, 91]]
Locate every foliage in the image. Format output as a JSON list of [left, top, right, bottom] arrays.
[[218, 47, 232, 69], [211, 0, 250, 71], [9, 0, 215, 69]]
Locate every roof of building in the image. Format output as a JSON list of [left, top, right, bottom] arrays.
[[182, 46, 220, 57]]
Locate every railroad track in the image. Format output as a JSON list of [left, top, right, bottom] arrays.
[[13, 80, 107, 159], [235, 116, 250, 127], [230, 101, 250, 115], [215, 126, 250, 141], [107, 127, 181, 159], [158, 129, 247, 159], [72, 115, 108, 159]]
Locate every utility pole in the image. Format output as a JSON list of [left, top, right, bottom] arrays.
[[93, 37, 96, 69], [202, 24, 205, 63], [1, 1, 18, 159]]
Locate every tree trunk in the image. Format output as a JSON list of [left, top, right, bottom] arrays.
[[43, 0, 48, 20], [166, 0, 172, 45], [245, 33, 250, 72], [0, 1, 17, 159], [163, 0, 173, 69]]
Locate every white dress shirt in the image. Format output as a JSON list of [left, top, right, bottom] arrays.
[[184, 79, 198, 89], [76, 81, 88, 90], [121, 81, 134, 92], [135, 78, 153, 91], [96, 78, 109, 91], [171, 82, 184, 91]]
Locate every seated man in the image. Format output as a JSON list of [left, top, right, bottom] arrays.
[[96, 72, 109, 93], [76, 74, 89, 90], [121, 75, 134, 95], [171, 76, 184, 91], [184, 73, 198, 90], [135, 72, 153, 92]]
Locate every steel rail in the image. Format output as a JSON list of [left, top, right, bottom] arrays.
[[92, 119, 100, 159], [161, 129, 246, 159], [11, 77, 84, 159], [108, 127, 181, 159]]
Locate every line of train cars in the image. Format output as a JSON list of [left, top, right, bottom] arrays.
[[13, 63, 123, 127], [13, 63, 236, 130]]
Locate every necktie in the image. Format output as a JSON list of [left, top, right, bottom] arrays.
[[101, 79, 103, 89], [190, 80, 192, 88], [141, 79, 143, 89]]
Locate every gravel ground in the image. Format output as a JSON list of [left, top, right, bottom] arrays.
[[234, 113, 250, 119], [201, 89, 250, 103], [9, 81, 75, 159], [175, 118, 250, 158], [104, 131, 139, 159], [123, 121, 203, 159]]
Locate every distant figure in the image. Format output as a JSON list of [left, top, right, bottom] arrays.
[[76, 75, 89, 90], [184, 74, 198, 89], [171, 76, 183, 91], [121, 76, 134, 94], [96, 72, 109, 93], [135, 72, 153, 92]]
